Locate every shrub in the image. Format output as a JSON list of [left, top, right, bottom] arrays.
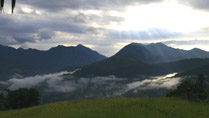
[[0, 88, 40, 110], [167, 75, 209, 102]]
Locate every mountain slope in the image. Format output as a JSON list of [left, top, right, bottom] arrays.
[[0, 44, 106, 80], [0, 98, 209, 118], [73, 58, 209, 78], [112, 43, 153, 63], [72, 43, 209, 78], [178, 63, 209, 76], [113, 43, 209, 63]]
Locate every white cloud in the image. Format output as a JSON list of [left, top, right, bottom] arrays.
[[1, 0, 209, 56], [4, 70, 181, 97], [8, 71, 69, 90], [117, 73, 181, 95]]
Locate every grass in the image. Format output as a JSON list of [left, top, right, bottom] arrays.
[[0, 98, 209, 118]]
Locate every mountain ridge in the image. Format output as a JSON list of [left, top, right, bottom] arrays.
[[0, 44, 106, 80], [71, 43, 209, 78], [113, 42, 209, 63]]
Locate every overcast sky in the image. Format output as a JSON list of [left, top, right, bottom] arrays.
[[1, 0, 209, 56]]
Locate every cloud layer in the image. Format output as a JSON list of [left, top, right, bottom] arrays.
[[180, 0, 209, 11], [18, 0, 163, 11], [1, 0, 209, 56], [1, 70, 181, 98]]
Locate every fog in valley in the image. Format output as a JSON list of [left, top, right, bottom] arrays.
[[0, 70, 182, 103]]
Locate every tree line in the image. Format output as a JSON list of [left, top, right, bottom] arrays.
[[167, 74, 209, 102], [0, 88, 40, 110]]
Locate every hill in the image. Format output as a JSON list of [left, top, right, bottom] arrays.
[[73, 57, 209, 78], [0, 98, 209, 118], [0, 44, 106, 80]]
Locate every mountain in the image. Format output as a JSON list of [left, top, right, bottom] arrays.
[[71, 43, 209, 78], [0, 44, 106, 80], [113, 43, 209, 63], [73, 58, 209, 78]]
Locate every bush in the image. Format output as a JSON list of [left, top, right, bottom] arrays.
[[167, 75, 209, 102], [0, 88, 40, 110]]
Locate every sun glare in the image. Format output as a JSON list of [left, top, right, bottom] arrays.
[[22, 7, 34, 14], [113, 1, 209, 33]]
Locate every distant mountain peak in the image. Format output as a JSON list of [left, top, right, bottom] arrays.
[[57, 45, 65, 47], [52, 44, 86, 49], [77, 44, 84, 47], [129, 43, 144, 46], [49, 45, 69, 51], [17, 47, 25, 51], [128, 42, 167, 47], [148, 42, 167, 47], [189, 48, 208, 54], [114, 42, 209, 63], [76, 44, 88, 49], [190, 48, 204, 51], [16, 47, 41, 52], [0, 43, 106, 81]]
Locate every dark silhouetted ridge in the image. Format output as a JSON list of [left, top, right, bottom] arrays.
[[0, 44, 106, 80]]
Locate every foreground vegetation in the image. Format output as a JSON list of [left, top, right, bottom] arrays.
[[0, 88, 40, 110], [167, 74, 209, 102], [0, 98, 209, 118]]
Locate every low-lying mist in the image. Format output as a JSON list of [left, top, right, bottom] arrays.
[[0, 70, 182, 102]]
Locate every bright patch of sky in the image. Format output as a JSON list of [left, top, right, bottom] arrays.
[[113, 1, 209, 33]]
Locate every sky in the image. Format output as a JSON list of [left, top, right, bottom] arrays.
[[1, 0, 209, 56]]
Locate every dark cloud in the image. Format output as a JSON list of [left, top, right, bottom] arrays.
[[108, 28, 182, 40], [0, 16, 39, 44], [0, 14, 97, 45], [13, 34, 36, 43], [0, 16, 38, 34], [180, 0, 209, 11], [37, 28, 55, 40], [0, 35, 17, 45], [19, 0, 163, 12]]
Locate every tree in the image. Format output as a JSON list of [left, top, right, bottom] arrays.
[[0, 93, 6, 110], [195, 74, 209, 100], [166, 75, 209, 102], [5, 88, 40, 109], [0, 0, 16, 13]]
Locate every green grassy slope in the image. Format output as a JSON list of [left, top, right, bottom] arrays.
[[0, 98, 209, 118]]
